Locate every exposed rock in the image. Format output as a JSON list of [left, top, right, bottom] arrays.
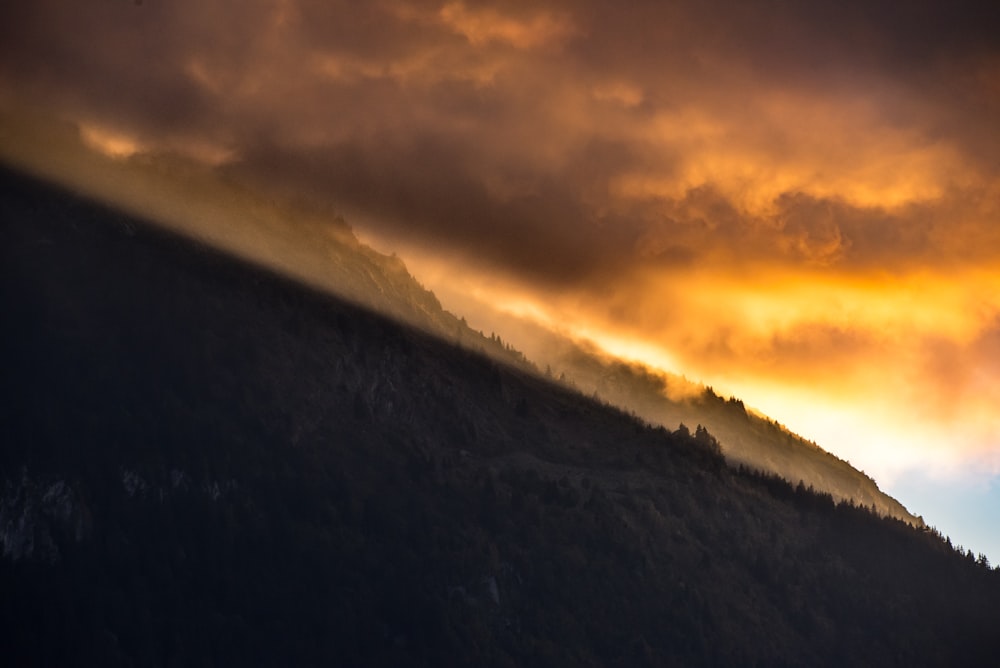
[[121, 468, 148, 498], [0, 471, 89, 562]]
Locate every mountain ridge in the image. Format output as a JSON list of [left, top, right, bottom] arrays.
[[2, 165, 998, 665], [0, 120, 918, 523]]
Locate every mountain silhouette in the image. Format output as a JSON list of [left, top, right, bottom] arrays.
[[0, 115, 932, 523], [2, 165, 997, 666]]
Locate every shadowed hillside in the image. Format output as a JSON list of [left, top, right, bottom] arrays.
[[0, 115, 916, 521], [2, 168, 998, 666]]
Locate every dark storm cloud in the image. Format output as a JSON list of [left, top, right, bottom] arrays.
[[3, 0, 999, 287], [226, 135, 630, 285]]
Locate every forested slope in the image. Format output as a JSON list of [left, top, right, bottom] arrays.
[[2, 168, 997, 666]]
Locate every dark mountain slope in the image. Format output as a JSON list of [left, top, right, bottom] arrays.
[[0, 113, 915, 522], [2, 168, 998, 666]]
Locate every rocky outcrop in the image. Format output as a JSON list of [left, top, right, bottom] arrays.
[[0, 470, 90, 563]]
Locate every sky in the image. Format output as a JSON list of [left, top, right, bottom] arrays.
[[2, 0, 999, 560]]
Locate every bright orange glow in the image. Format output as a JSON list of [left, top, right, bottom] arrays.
[[388, 237, 1000, 484]]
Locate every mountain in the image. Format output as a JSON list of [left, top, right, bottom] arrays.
[[2, 166, 998, 666], [0, 114, 921, 522]]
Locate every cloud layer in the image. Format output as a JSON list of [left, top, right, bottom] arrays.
[[3, 0, 1000, 477]]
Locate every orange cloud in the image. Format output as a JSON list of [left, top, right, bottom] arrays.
[[80, 123, 145, 159], [610, 91, 977, 216], [437, 2, 576, 49]]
